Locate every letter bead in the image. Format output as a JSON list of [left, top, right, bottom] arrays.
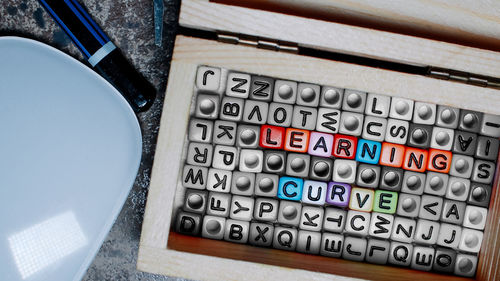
[[299, 206, 324, 231], [379, 142, 406, 168], [242, 100, 269, 124], [458, 228, 483, 253], [391, 217, 416, 243], [355, 139, 382, 164], [388, 241, 413, 267], [291, 105, 318, 130], [379, 167, 404, 191], [413, 102, 436, 125], [267, 102, 293, 127], [437, 223, 462, 249], [414, 219, 440, 245], [362, 116, 388, 142], [449, 154, 474, 178], [369, 213, 395, 239], [309, 157, 334, 181], [296, 230, 322, 254], [249, 76, 274, 102], [385, 118, 409, 144], [239, 149, 263, 173], [316, 107, 341, 134], [212, 145, 238, 170], [326, 182, 352, 207], [349, 187, 374, 212], [454, 254, 478, 277], [230, 171, 255, 196], [224, 219, 250, 244], [458, 110, 482, 133], [339, 111, 364, 136], [373, 190, 398, 214], [342, 89, 367, 113], [188, 118, 214, 143], [296, 83, 321, 107], [260, 125, 285, 149], [480, 113, 500, 137], [463, 205, 488, 230], [175, 211, 202, 236], [320, 86, 344, 109], [182, 165, 208, 190], [226, 72, 251, 98], [332, 159, 357, 183], [471, 159, 495, 184], [277, 177, 304, 201], [183, 189, 208, 214], [365, 93, 390, 117], [332, 134, 358, 159], [396, 193, 421, 218], [273, 226, 298, 251], [441, 199, 466, 225], [277, 200, 302, 226], [273, 80, 297, 104], [433, 247, 457, 273], [284, 128, 310, 153], [424, 172, 449, 196], [301, 180, 327, 205], [342, 236, 367, 261], [419, 195, 443, 221], [236, 124, 260, 148], [446, 177, 471, 201], [320, 232, 344, 258], [253, 198, 279, 222], [201, 215, 226, 240], [403, 147, 428, 173], [206, 192, 231, 217], [407, 123, 432, 148], [430, 127, 454, 150], [475, 136, 500, 160], [308, 132, 334, 157], [285, 153, 311, 178], [344, 210, 371, 236], [389, 97, 414, 120], [365, 239, 390, 265], [356, 164, 381, 188], [263, 150, 286, 174], [249, 222, 274, 247], [213, 120, 237, 145], [186, 142, 214, 167], [467, 183, 492, 207], [230, 195, 254, 221], [323, 207, 347, 233], [401, 171, 426, 195], [196, 66, 221, 92], [411, 246, 435, 271], [220, 96, 244, 122], [452, 131, 477, 155], [427, 149, 452, 173], [436, 105, 460, 129], [254, 173, 279, 197]]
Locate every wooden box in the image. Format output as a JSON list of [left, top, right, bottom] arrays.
[[138, 1, 500, 280]]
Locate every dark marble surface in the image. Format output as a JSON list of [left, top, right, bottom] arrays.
[[0, 1, 183, 280]]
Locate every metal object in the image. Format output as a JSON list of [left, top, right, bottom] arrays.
[[153, 0, 164, 47]]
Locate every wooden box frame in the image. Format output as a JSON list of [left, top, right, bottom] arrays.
[[138, 1, 500, 280]]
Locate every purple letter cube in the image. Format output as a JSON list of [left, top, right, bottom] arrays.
[[326, 182, 351, 207]]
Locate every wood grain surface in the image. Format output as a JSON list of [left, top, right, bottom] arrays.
[[179, 0, 500, 79]]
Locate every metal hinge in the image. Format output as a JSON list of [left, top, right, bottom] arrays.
[[217, 31, 299, 54], [428, 67, 500, 89]]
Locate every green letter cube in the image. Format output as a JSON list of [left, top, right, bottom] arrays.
[[373, 190, 398, 214]]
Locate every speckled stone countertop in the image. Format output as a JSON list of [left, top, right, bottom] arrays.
[[1, 1, 182, 280]]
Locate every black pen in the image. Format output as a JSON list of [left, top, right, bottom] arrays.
[[38, 0, 156, 112]]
